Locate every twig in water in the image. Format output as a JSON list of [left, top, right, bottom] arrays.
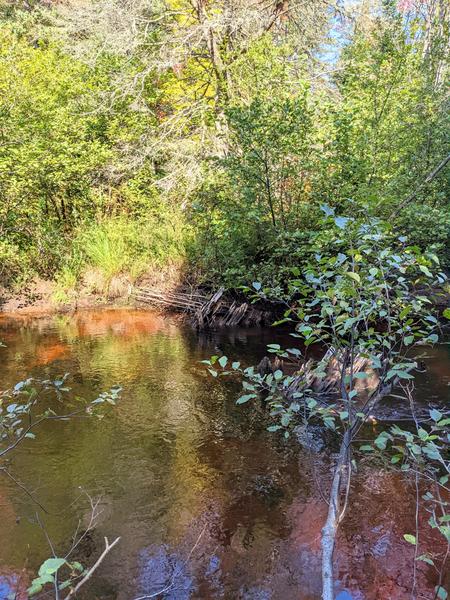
[[64, 536, 121, 600]]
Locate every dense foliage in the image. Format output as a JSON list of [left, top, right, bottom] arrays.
[[0, 0, 448, 296]]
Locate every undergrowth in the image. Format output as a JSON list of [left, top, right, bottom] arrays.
[[53, 212, 191, 301]]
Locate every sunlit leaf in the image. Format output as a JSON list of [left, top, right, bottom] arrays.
[[403, 534, 416, 545]]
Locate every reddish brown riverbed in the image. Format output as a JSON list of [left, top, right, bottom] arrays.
[[0, 309, 448, 599]]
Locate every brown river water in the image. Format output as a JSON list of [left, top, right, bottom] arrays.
[[0, 309, 448, 600]]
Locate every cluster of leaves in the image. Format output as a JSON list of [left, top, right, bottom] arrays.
[[0, 375, 121, 454], [27, 557, 85, 597], [366, 408, 449, 599], [205, 206, 446, 429]]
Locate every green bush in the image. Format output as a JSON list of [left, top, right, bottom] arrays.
[[0, 240, 28, 287], [396, 204, 450, 267]]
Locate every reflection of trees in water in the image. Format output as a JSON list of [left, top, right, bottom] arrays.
[[1, 310, 447, 598], [137, 433, 307, 598], [0, 571, 28, 600], [0, 309, 309, 599], [138, 545, 194, 600]]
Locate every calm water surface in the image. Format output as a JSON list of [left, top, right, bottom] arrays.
[[0, 309, 448, 600]]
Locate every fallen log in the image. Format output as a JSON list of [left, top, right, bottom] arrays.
[[133, 285, 274, 328]]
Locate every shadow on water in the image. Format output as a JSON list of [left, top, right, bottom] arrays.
[[0, 308, 448, 599]]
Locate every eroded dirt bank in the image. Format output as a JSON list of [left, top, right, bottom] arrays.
[[0, 277, 132, 315]]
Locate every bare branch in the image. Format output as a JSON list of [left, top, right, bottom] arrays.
[[63, 536, 121, 600]]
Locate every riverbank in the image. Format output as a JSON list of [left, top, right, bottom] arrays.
[[0, 274, 276, 328], [1, 275, 449, 328], [0, 278, 131, 315]]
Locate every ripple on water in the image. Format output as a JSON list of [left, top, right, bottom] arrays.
[[0, 308, 448, 599]]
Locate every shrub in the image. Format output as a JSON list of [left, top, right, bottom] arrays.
[[396, 204, 450, 267]]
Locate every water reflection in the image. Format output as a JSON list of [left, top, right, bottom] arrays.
[[0, 309, 448, 599]]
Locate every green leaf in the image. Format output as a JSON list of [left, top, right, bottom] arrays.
[[27, 582, 44, 596], [416, 554, 434, 566], [236, 394, 257, 405], [430, 409, 443, 422], [417, 428, 428, 441], [404, 335, 414, 345], [435, 586, 448, 600], [218, 356, 228, 368], [403, 534, 416, 545], [399, 306, 412, 319], [443, 308, 450, 320], [281, 413, 291, 427], [419, 265, 432, 278], [359, 445, 373, 452], [346, 272, 361, 284], [267, 425, 282, 432], [38, 558, 66, 577], [374, 434, 389, 450], [320, 204, 334, 217], [287, 347, 302, 357], [397, 371, 414, 380], [354, 371, 368, 379], [58, 580, 72, 590], [335, 216, 350, 229]]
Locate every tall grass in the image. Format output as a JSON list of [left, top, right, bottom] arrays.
[[54, 211, 191, 299], [81, 222, 130, 283]]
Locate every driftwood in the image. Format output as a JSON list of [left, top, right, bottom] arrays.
[[133, 285, 272, 328], [257, 349, 431, 422], [132, 287, 207, 311], [257, 348, 374, 405]]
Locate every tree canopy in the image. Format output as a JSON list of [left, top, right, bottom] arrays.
[[0, 0, 448, 293]]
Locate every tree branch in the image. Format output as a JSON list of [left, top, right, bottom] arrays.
[[64, 537, 120, 600]]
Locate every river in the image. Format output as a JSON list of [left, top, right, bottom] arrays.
[[0, 308, 448, 599]]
